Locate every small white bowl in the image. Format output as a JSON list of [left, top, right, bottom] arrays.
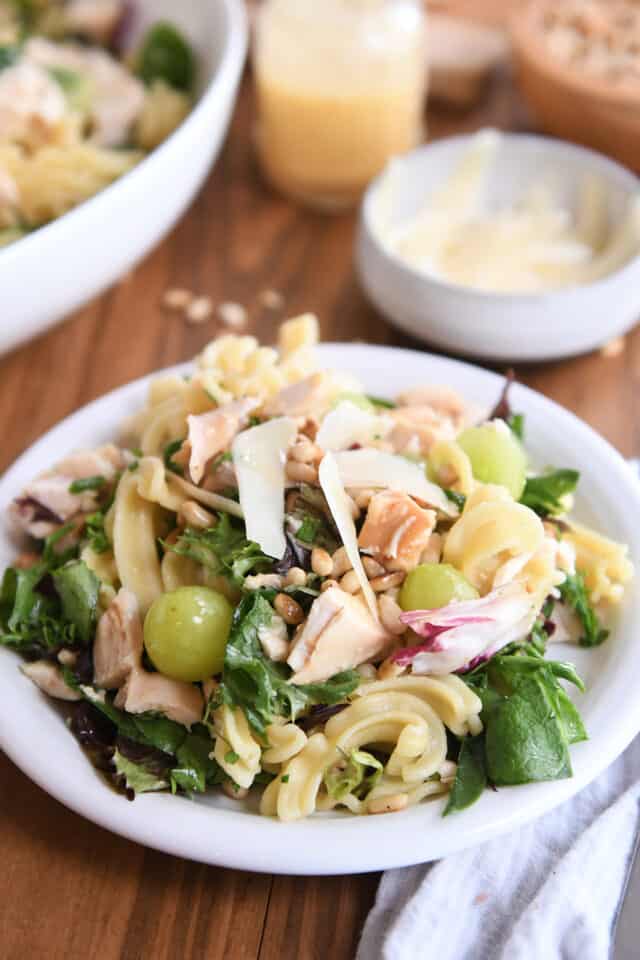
[[356, 133, 640, 362], [0, 0, 247, 356]]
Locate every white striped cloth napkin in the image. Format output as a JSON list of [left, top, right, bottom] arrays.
[[357, 460, 640, 960]]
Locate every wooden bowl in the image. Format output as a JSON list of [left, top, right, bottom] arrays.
[[510, 2, 640, 173]]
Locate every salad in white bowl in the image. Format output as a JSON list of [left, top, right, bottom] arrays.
[[1, 317, 634, 822]]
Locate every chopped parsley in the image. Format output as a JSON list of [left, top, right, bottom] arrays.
[[68, 475, 106, 494]]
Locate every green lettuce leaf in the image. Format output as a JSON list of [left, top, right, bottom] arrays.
[[113, 748, 168, 794], [443, 736, 486, 815], [52, 561, 100, 645], [520, 469, 579, 517], [323, 749, 383, 802], [166, 513, 271, 586], [558, 571, 609, 647]]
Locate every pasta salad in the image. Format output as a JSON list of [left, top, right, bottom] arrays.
[[1, 317, 634, 820], [0, 1, 195, 246]]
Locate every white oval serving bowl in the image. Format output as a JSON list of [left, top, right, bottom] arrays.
[[0, 0, 248, 357], [1, 342, 639, 875], [357, 134, 640, 362]]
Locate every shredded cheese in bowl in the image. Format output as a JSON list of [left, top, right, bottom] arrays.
[[372, 130, 640, 294]]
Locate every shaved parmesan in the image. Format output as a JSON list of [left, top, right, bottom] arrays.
[[232, 417, 297, 559], [316, 401, 392, 452], [318, 453, 379, 621], [332, 449, 457, 517]]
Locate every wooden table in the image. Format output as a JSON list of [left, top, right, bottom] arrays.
[[1, 66, 639, 960]]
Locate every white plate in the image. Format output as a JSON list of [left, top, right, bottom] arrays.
[[1, 343, 639, 875], [0, 0, 247, 356]]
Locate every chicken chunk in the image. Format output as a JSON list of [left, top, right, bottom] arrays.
[[22, 660, 82, 701], [262, 373, 326, 418], [258, 613, 290, 662], [93, 589, 143, 689], [287, 586, 391, 685], [389, 405, 457, 457], [65, 0, 125, 43], [186, 397, 260, 485], [0, 60, 67, 146], [358, 491, 437, 572], [25, 38, 145, 147], [396, 385, 469, 423], [10, 443, 125, 538], [115, 668, 203, 728]]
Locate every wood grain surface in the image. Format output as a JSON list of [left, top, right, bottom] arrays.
[[1, 51, 639, 960]]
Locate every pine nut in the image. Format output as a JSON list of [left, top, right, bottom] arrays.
[[378, 656, 406, 681], [311, 547, 333, 578], [320, 578, 339, 593], [186, 296, 213, 324], [331, 546, 352, 577], [378, 594, 406, 635], [369, 571, 405, 593], [368, 793, 408, 815], [362, 556, 385, 578], [339, 570, 361, 594], [356, 663, 377, 681], [163, 287, 193, 310], [284, 566, 307, 587], [290, 436, 321, 464], [274, 592, 305, 625], [178, 500, 216, 530], [285, 460, 318, 484]]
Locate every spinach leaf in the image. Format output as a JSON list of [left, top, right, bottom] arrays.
[[443, 736, 486, 815], [219, 592, 359, 737], [170, 730, 225, 794], [166, 513, 272, 586], [138, 22, 195, 91], [52, 561, 100, 645], [113, 748, 168, 794], [520, 469, 580, 517], [558, 571, 609, 647]]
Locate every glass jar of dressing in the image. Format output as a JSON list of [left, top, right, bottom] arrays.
[[253, 0, 428, 211]]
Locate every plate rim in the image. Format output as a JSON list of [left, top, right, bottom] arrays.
[[1, 341, 639, 876]]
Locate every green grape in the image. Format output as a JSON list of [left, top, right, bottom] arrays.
[[457, 424, 527, 499], [399, 563, 479, 611], [144, 587, 233, 682], [331, 392, 376, 414]]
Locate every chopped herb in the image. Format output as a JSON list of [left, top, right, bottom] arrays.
[[558, 571, 609, 647], [323, 748, 383, 801], [520, 469, 580, 517], [163, 439, 184, 476], [366, 395, 396, 409], [69, 475, 105, 495], [225, 750, 239, 764], [444, 489, 466, 510], [84, 511, 110, 554], [210, 451, 233, 471], [280, 774, 290, 783], [507, 413, 525, 441], [137, 21, 195, 92], [247, 415, 263, 428], [296, 515, 321, 544]]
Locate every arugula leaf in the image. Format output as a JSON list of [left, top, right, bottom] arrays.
[[558, 571, 609, 647], [324, 748, 383, 801], [219, 592, 359, 737], [443, 736, 486, 815], [68, 475, 105, 495], [52, 561, 100, 645], [113, 748, 168, 794], [167, 513, 271, 586], [520, 469, 580, 517], [84, 510, 110, 554], [163, 438, 184, 476], [296, 515, 321, 544]]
